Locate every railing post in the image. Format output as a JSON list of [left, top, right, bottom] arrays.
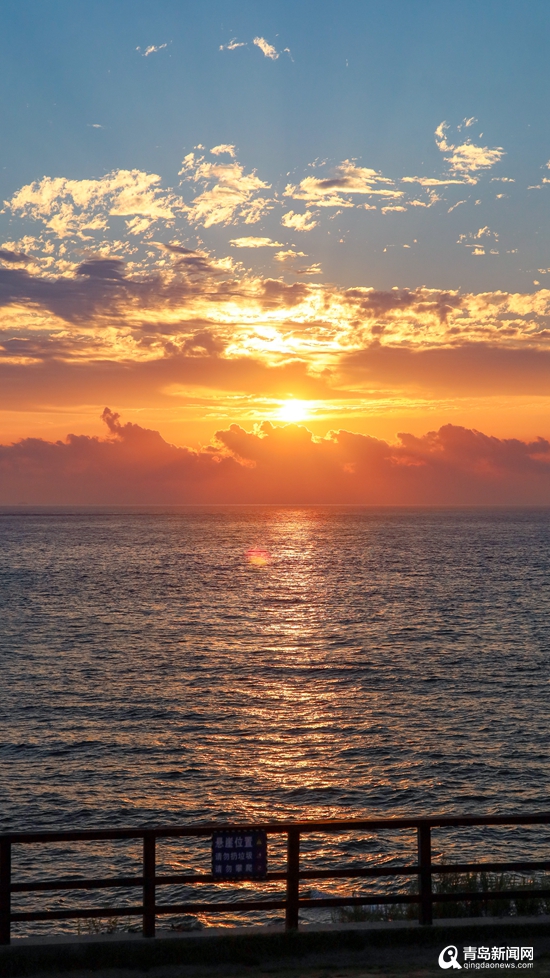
[[417, 822, 432, 925], [0, 838, 11, 945], [285, 827, 300, 931], [142, 832, 156, 938]]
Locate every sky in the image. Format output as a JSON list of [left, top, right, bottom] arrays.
[[2, 0, 550, 503]]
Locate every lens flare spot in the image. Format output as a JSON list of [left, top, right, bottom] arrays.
[[277, 400, 309, 423], [246, 548, 271, 567]]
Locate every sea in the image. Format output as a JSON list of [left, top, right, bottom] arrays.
[[2, 506, 550, 933]]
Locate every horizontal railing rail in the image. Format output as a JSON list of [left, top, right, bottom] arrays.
[[1, 814, 550, 944]]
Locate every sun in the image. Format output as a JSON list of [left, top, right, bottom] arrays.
[[276, 399, 310, 423]]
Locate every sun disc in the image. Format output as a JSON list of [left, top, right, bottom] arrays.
[[277, 399, 309, 423]]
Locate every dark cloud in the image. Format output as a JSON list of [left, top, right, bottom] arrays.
[[76, 259, 126, 279], [0, 411, 246, 505], [341, 342, 550, 395], [0, 258, 232, 326], [0, 264, 139, 324], [182, 330, 226, 356], [1, 260, 550, 409], [158, 242, 228, 278], [1, 412, 550, 505], [0, 332, 94, 360], [0, 249, 30, 264], [175, 252, 224, 276], [0, 354, 330, 409], [344, 287, 464, 323], [162, 243, 197, 255], [259, 278, 311, 308]]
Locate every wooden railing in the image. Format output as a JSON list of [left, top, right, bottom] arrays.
[[2, 814, 550, 945]]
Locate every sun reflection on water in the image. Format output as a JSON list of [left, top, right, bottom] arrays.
[[245, 547, 271, 566], [239, 510, 345, 816]]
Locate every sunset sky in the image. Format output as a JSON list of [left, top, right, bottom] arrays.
[[2, 0, 550, 503]]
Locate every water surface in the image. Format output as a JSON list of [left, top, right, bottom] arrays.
[[2, 507, 549, 930]]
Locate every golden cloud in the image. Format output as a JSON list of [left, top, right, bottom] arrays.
[[434, 121, 505, 182], [253, 36, 279, 59], [229, 237, 283, 248], [210, 144, 236, 157], [6, 170, 183, 238], [179, 153, 272, 227], [284, 160, 400, 207], [281, 210, 318, 231]]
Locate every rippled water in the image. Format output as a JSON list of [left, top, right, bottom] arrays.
[[2, 507, 550, 932]]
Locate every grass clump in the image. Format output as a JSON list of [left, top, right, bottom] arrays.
[[76, 915, 137, 935], [333, 872, 550, 923]]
